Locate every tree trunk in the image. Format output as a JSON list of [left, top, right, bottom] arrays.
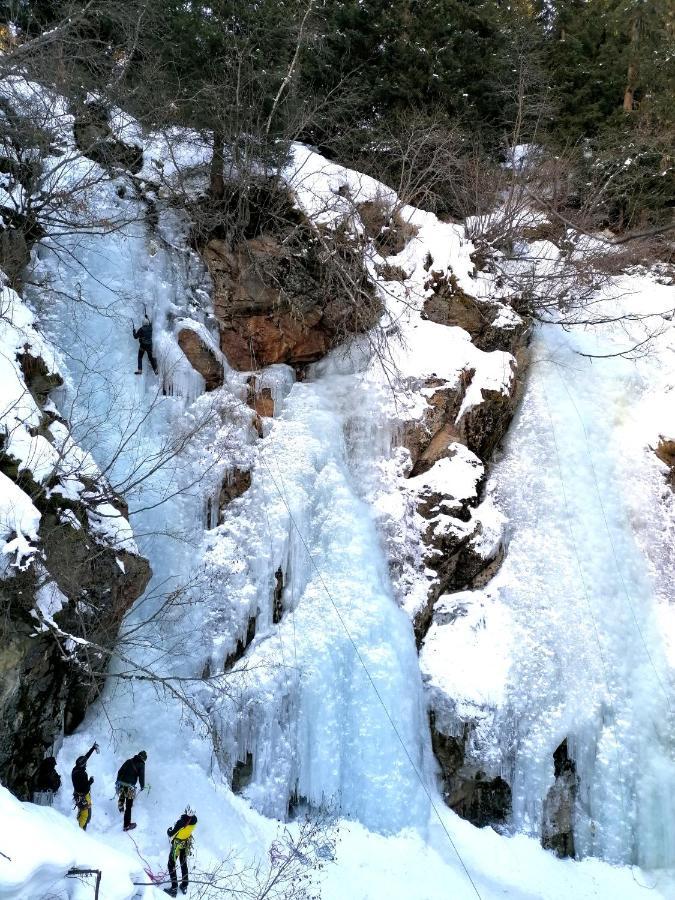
[[209, 125, 225, 201], [623, 15, 640, 111]]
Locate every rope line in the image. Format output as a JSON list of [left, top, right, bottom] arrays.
[[258, 451, 484, 900]]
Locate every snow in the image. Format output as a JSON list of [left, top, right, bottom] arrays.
[[0, 470, 40, 570], [0, 785, 144, 900], [421, 589, 513, 715], [87, 503, 138, 555], [407, 444, 484, 507]]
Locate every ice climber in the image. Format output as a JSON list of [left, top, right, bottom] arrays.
[[115, 749, 147, 831], [32, 756, 61, 806], [164, 806, 198, 897], [71, 742, 99, 829], [133, 315, 158, 375]]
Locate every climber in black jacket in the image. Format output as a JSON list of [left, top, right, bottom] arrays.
[[133, 315, 158, 375], [115, 750, 147, 831], [71, 742, 98, 829], [164, 808, 198, 897]]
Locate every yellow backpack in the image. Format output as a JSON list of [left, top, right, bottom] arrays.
[[174, 822, 196, 842]]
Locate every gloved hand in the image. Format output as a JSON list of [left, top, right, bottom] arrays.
[[89, 776, 95, 785], [167, 827, 172, 837], [91, 742, 100, 753]]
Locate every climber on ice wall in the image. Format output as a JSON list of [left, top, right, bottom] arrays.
[[115, 750, 147, 832], [164, 807, 198, 897], [71, 742, 99, 829], [133, 314, 158, 374]]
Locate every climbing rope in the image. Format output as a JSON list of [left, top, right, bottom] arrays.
[[126, 830, 167, 885]]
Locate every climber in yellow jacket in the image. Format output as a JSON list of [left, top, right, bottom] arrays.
[[164, 807, 198, 897]]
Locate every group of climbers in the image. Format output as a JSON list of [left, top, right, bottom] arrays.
[[32, 745, 197, 896]]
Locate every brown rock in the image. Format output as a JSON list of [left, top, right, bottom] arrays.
[[423, 271, 530, 356], [401, 379, 464, 475], [177, 327, 224, 391], [219, 308, 328, 371], [247, 378, 275, 418], [202, 221, 380, 371], [655, 437, 675, 488], [219, 468, 252, 514], [458, 377, 518, 460]]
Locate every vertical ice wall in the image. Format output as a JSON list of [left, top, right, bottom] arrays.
[[212, 365, 431, 834], [490, 317, 675, 867]]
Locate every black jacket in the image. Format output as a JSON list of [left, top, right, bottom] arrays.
[[168, 813, 198, 840], [71, 744, 96, 794], [133, 321, 153, 347], [71, 765, 93, 795], [35, 757, 61, 793], [116, 754, 145, 790]]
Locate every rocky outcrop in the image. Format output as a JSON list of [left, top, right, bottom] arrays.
[[542, 739, 578, 858], [0, 297, 151, 798], [655, 437, 675, 489], [247, 378, 275, 419], [430, 712, 511, 827], [0, 535, 151, 798], [401, 278, 530, 825], [206, 235, 379, 371], [177, 325, 224, 391], [200, 184, 380, 372], [423, 271, 527, 356]]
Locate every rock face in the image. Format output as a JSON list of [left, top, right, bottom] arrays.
[[430, 713, 511, 827], [423, 270, 527, 357], [399, 275, 530, 825], [655, 437, 675, 488], [0, 539, 151, 798], [542, 739, 579, 858], [399, 311, 527, 644], [0, 300, 151, 799], [177, 326, 224, 391], [200, 185, 380, 371]]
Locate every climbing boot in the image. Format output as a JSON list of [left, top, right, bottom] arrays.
[[123, 823, 137, 831], [134, 369, 142, 375], [180, 885, 188, 895], [164, 889, 177, 898]]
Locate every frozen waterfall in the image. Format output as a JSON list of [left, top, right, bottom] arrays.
[[489, 309, 675, 867], [211, 366, 431, 833]]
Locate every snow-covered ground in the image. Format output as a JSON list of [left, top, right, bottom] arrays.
[[1, 77, 674, 899]]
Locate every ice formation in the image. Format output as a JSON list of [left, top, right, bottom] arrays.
[[1, 73, 673, 899]]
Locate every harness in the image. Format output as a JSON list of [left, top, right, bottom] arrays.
[[73, 792, 90, 810], [115, 781, 137, 800]]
